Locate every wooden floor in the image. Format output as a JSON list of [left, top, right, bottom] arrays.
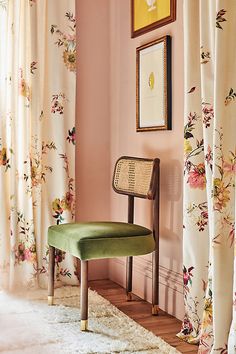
[[89, 279, 198, 354]]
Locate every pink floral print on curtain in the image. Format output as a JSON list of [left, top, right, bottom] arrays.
[[0, 0, 77, 290], [178, 1, 236, 353]]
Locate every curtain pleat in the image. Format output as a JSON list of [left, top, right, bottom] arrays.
[[0, 0, 77, 290], [179, 1, 236, 352]]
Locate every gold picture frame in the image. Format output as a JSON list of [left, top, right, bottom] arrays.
[[136, 36, 171, 132], [131, 0, 176, 38]]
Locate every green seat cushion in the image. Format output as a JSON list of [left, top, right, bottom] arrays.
[[48, 222, 155, 260]]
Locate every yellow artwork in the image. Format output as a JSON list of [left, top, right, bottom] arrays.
[[136, 36, 172, 131], [131, 0, 176, 38], [139, 43, 164, 129], [148, 72, 155, 90]]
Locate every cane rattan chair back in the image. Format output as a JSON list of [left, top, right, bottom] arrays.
[[113, 156, 159, 199]]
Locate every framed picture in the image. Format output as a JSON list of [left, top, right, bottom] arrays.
[[136, 36, 171, 132], [131, 0, 176, 38]]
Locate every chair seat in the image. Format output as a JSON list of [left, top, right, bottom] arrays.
[[48, 222, 155, 260]]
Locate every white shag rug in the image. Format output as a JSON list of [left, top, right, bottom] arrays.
[[0, 286, 180, 354]]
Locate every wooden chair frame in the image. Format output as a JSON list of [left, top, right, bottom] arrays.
[[48, 156, 160, 330]]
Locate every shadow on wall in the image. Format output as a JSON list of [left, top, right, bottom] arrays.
[[160, 157, 183, 233], [160, 157, 183, 315], [142, 146, 184, 317], [143, 146, 183, 241]]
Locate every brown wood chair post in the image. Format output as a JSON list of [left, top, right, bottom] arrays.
[[48, 245, 55, 306], [152, 160, 160, 315], [126, 195, 134, 301], [80, 260, 88, 331]]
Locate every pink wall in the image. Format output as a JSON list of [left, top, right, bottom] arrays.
[[76, 0, 110, 279], [108, 0, 184, 319], [76, 0, 184, 318]]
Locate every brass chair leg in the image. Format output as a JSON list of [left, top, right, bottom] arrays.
[[126, 292, 132, 301], [48, 296, 54, 306], [80, 319, 88, 331], [80, 260, 88, 331], [152, 304, 159, 315], [48, 245, 55, 306]]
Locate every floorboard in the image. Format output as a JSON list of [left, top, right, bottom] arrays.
[[89, 279, 198, 354]]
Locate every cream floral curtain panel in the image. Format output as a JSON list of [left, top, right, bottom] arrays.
[[179, 0, 236, 352], [0, 0, 77, 290]]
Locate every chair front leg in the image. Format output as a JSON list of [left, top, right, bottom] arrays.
[[80, 260, 88, 331], [48, 245, 55, 305]]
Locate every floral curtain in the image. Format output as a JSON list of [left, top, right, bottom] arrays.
[[178, 0, 236, 352], [0, 0, 77, 290]]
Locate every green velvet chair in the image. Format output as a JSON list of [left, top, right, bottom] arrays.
[[48, 156, 160, 331]]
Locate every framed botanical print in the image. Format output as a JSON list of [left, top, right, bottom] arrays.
[[136, 36, 171, 131], [131, 0, 176, 38]]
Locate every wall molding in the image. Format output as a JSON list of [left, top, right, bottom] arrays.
[[109, 257, 184, 320], [134, 257, 183, 293]]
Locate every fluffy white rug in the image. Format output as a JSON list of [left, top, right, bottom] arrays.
[[0, 286, 180, 354]]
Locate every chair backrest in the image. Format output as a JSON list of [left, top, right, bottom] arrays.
[[112, 156, 160, 200]]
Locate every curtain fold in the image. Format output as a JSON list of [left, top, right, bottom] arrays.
[[179, 1, 236, 352], [0, 0, 77, 290]]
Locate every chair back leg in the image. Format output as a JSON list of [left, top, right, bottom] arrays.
[[152, 176, 160, 315], [152, 249, 159, 315], [48, 245, 55, 305], [126, 195, 134, 301], [126, 256, 133, 301], [80, 260, 88, 331]]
